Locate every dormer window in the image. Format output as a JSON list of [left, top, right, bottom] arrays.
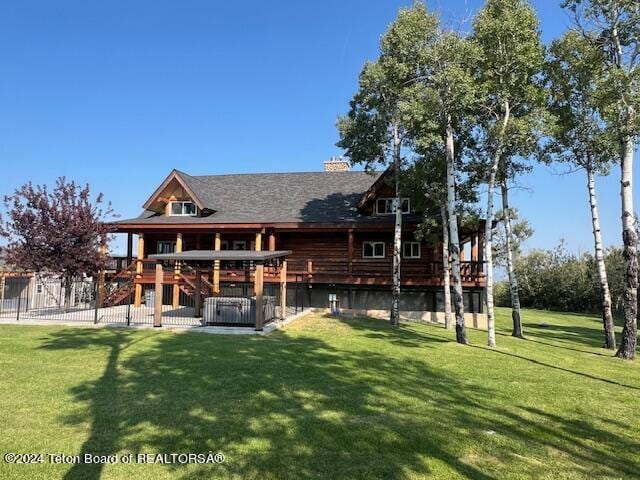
[[375, 197, 410, 215], [169, 201, 198, 216]]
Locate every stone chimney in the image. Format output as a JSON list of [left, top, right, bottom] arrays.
[[323, 156, 350, 172]]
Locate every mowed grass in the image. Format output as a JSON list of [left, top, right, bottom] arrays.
[[0, 308, 638, 480]]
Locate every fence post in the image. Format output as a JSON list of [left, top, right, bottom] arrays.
[[93, 279, 99, 324], [0, 274, 5, 316], [16, 276, 23, 322], [154, 262, 163, 327], [280, 260, 287, 321], [254, 262, 264, 331], [24, 276, 31, 313]]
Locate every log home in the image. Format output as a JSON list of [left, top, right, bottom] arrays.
[[114, 159, 487, 327]]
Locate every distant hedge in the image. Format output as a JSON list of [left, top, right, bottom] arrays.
[[495, 244, 629, 315]]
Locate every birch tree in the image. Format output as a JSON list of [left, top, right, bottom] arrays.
[[545, 30, 619, 349], [337, 6, 437, 327], [415, 155, 480, 331], [405, 152, 454, 329], [337, 61, 403, 327], [472, 0, 545, 343], [415, 30, 479, 345], [562, 0, 640, 359]]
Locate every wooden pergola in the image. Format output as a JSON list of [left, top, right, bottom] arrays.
[[148, 250, 291, 331]]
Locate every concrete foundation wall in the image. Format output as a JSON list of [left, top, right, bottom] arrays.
[[286, 284, 484, 312], [285, 284, 487, 330]]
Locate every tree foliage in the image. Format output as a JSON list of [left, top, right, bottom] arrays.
[[544, 29, 618, 172], [496, 242, 632, 315], [0, 177, 115, 279]]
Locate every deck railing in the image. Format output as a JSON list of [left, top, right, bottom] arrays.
[[132, 258, 484, 283]]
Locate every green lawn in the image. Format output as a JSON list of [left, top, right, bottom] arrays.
[[0, 308, 638, 480]]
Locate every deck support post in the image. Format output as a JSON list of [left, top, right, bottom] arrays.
[[154, 261, 163, 327], [279, 260, 287, 320], [471, 234, 478, 261], [194, 266, 202, 318], [348, 229, 354, 274], [0, 274, 5, 308], [97, 243, 107, 308], [172, 233, 183, 308], [134, 233, 145, 307], [268, 232, 276, 251], [126, 232, 133, 266], [471, 234, 478, 275], [477, 231, 484, 273], [255, 262, 264, 331], [213, 233, 221, 295], [255, 231, 263, 251]]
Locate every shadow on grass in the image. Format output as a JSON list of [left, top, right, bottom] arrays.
[[40, 325, 495, 480], [37, 315, 640, 479]]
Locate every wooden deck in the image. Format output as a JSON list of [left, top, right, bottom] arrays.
[[124, 259, 485, 288]]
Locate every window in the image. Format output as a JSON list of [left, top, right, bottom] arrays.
[[375, 197, 410, 215], [36, 283, 44, 294], [362, 241, 385, 258], [157, 241, 176, 254], [169, 201, 197, 216], [403, 241, 421, 259], [232, 240, 247, 251]]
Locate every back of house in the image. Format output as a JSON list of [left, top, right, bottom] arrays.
[[113, 158, 487, 326]]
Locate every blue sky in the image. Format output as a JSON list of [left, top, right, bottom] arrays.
[[0, 0, 637, 254]]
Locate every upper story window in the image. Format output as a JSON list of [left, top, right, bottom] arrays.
[[169, 201, 198, 216], [403, 241, 421, 259], [363, 241, 385, 259], [375, 197, 410, 215], [157, 241, 176, 254]]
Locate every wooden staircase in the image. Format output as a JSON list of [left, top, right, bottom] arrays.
[[179, 269, 214, 298], [103, 262, 137, 307]]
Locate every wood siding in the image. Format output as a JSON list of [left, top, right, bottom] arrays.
[[130, 227, 484, 288]]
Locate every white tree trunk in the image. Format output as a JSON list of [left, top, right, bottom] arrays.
[[445, 118, 467, 344], [611, 22, 637, 360], [587, 166, 616, 349], [501, 181, 523, 338], [390, 125, 402, 327], [440, 203, 452, 330], [485, 163, 499, 348], [484, 102, 509, 348], [616, 133, 637, 359]]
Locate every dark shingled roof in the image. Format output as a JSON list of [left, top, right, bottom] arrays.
[[118, 170, 404, 225]]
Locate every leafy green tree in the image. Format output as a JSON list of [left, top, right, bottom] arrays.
[[404, 152, 454, 329], [414, 28, 480, 345], [405, 145, 479, 331], [337, 5, 438, 327], [562, 0, 640, 359], [545, 30, 619, 349], [471, 0, 546, 345], [497, 243, 635, 317]]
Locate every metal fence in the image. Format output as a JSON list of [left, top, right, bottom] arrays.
[[0, 275, 290, 328]]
